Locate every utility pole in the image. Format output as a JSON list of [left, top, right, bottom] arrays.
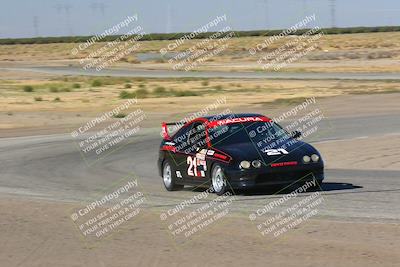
[[166, 2, 172, 33], [98, 2, 107, 17], [33, 16, 39, 36], [62, 3, 73, 35], [90, 2, 98, 14], [329, 0, 336, 28], [262, 0, 269, 29], [53, 2, 63, 14], [302, 0, 308, 19]]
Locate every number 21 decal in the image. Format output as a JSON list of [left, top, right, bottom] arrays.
[[187, 156, 197, 176], [187, 156, 207, 177]]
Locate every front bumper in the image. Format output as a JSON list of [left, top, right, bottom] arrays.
[[225, 165, 324, 189]]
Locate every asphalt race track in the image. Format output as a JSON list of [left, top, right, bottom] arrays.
[[1, 114, 399, 223], [3, 66, 400, 80]]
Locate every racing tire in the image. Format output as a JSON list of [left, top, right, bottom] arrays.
[[162, 160, 184, 191], [211, 164, 228, 196]]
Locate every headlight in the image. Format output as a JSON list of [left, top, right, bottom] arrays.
[[252, 160, 262, 168], [311, 154, 320, 162], [303, 155, 311, 163], [240, 161, 251, 169]]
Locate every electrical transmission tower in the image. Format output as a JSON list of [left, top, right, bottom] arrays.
[[62, 3, 73, 35], [260, 0, 269, 29], [166, 2, 172, 33], [329, 0, 336, 28], [302, 0, 308, 18], [33, 16, 39, 36]]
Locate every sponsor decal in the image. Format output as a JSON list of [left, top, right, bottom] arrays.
[[208, 116, 271, 127], [271, 161, 298, 167]]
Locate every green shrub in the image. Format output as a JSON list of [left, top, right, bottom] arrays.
[[23, 85, 34, 92], [72, 83, 81, 88], [135, 88, 148, 98], [53, 97, 61, 102], [91, 80, 102, 87], [113, 113, 127, 118], [172, 90, 199, 97], [49, 87, 59, 93], [119, 90, 136, 99], [154, 86, 166, 94], [138, 83, 146, 89]]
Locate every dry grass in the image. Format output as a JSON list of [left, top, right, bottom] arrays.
[[1, 76, 399, 114], [1, 32, 400, 73]]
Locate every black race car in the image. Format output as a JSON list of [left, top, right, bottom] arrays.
[[158, 113, 324, 195]]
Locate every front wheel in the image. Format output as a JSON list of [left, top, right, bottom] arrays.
[[162, 160, 184, 191], [211, 164, 228, 196]]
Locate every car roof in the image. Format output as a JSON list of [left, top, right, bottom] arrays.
[[201, 113, 264, 120]]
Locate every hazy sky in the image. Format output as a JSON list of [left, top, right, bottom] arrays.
[[1, 0, 399, 38]]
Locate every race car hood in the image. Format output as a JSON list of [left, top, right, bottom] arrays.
[[214, 138, 321, 165]]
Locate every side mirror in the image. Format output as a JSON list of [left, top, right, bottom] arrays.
[[292, 131, 301, 139]]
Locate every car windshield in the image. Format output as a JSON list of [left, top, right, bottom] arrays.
[[209, 121, 290, 147]]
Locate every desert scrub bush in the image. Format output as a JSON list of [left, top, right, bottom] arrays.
[[119, 90, 136, 99], [113, 113, 127, 118], [154, 86, 166, 95], [72, 83, 81, 88], [53, 97, 61, 102], [23, 85, 34, 92], [135, 88, 148, 98], [125, 83, 132, 89], [91, 79, 102, 87], [49, 87, 59, 93], [213, 85, 223, 91], [34, 96, 43, 101], [138, 83, 146, 89], [50, 87, 71, 93], [201, 80, 210, 86], [171, 90, 199, 97]]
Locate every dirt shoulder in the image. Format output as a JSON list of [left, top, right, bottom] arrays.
[[0, 196, 398, 267]]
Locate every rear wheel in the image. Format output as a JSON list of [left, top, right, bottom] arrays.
[[211, 164, 228, 196], [163, 160, 184, 191]]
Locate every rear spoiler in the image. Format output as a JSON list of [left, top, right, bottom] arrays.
[[161, 122, 183, 140]]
